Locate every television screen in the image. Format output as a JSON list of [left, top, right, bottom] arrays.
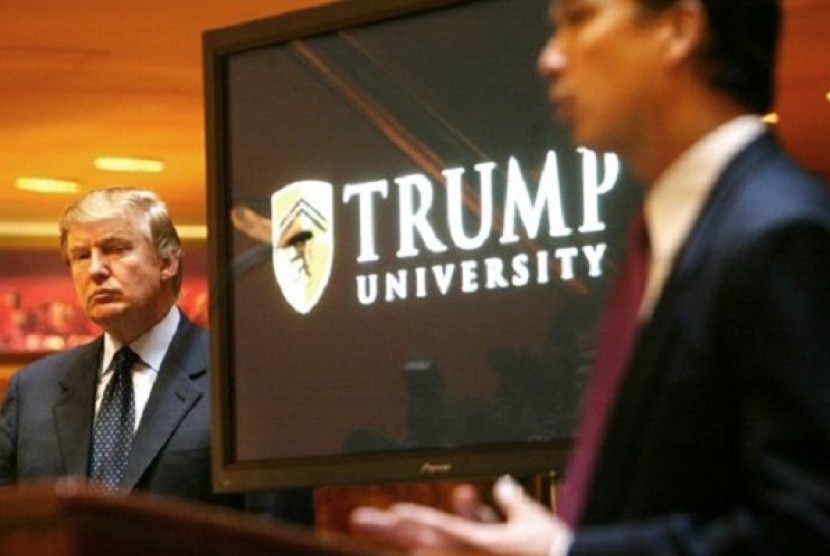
[[204, 0, 641, 491]]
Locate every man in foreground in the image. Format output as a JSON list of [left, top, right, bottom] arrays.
[[351, 0, 830, 553]]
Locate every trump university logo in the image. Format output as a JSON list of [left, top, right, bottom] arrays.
[[269, 149, 620, 314], [271, 181, 334, 314]]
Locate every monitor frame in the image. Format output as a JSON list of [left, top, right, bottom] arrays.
[[204, 0, 587, 493]]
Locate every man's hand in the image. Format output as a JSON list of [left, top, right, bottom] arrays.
[[350, 475, 571, 555]]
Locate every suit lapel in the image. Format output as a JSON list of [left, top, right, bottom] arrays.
[[123, 315, 205, 487], [668, 133, 778, 281], [54, 340, 102, 477]]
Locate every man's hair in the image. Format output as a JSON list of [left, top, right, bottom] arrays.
[[59, 187, 184, 294], [638, 0, 781, 114]]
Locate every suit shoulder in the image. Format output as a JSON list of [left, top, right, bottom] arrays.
[[175, 312, 209, 356], [13, 340, 100, 388], [721, 137, 830, 232]]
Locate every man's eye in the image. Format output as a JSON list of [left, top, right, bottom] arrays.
[[105, 244, 130, 256], [71, 252, 90, 263], [559, 6, 593, 28]]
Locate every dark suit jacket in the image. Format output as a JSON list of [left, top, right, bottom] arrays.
[[0, 310, 237, 507], [570, 134, 830, 555]]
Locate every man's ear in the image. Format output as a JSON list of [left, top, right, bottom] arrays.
[[160, 255, 179, 282], [662, 0, 706, 67]]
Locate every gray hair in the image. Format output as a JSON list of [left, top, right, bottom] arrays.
[[59, 187, 183, 294]]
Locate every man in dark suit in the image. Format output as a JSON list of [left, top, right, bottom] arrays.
[[350, 0, 830, 554], [0, 188, 234, 506]]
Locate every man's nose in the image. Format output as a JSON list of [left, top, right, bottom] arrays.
[[538, 37, 566, 80], [88, 250, 110, 277]]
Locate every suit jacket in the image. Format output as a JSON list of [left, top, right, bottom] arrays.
[[570, 134, 830, 555], [0, 310, 238, 508]]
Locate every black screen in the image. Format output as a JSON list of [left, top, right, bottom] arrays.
[[205, 0, 641, 491]]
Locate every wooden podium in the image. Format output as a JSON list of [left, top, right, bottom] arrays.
[[0, 479, 376, 556]]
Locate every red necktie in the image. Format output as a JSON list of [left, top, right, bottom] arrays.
[[558, 211, 650, 526]]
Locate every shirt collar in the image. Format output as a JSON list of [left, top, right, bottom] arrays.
[[644, 116, 767, 264], [101, 306, 181, 376]]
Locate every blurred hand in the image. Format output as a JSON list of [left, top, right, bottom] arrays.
[[350, 475, 571, 555]]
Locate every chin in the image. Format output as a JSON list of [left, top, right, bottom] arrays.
[[88, 306, 127, 326], [567, 119, 590, 145], [574, 129, 615, 154], [572, 129, 598, 150]]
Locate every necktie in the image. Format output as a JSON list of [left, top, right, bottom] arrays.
[[558, 211, 650, 526], [89, 346, 140, 493]]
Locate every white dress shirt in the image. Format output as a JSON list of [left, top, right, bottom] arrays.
[[96, 307, 181, 431]]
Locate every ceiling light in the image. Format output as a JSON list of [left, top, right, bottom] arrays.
[[762, 112, 779, 124], [16, 177, 80, 194], [95, 156, 165, 173], [0, 221, 207, 241]]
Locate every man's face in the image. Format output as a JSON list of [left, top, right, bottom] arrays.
[[65, 214, 176, 333], [538, 0, 672, 152]]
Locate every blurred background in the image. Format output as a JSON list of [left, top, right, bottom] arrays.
[[0, 0, 827, 247], [0, 0, 828, 360]]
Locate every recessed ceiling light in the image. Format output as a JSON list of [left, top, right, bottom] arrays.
[[16, 177, 80, 194], [762, 112, 779, 124], [94, 156, 165, 173]]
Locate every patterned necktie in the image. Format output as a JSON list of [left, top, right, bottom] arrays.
[[558, 211, 650, 526], [89, 346, 140, 493]]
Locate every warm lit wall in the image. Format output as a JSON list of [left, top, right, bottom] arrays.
[[1, 364, 15, 385], [1, 356, 33, 400]]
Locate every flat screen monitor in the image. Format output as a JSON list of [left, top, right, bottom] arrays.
[[204, 0, 641, 492]]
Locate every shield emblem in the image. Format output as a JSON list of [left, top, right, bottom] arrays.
[[271, 180, 334, 314]]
